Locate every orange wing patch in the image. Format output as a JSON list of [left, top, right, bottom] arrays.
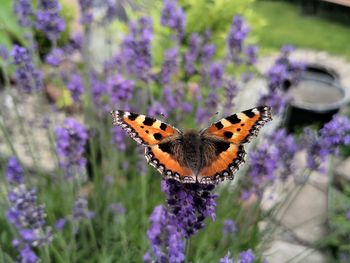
[[145, 145, 196, 183], [198, 144, 245, 184], [111, 110, 179, 145], [205, 106, 272, 144]]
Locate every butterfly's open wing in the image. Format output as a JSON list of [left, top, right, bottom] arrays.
[[111, 110, 180, 145], [111, 110, 196, 183], [202, 106, 272, 144], [197, 106, 272, 184]]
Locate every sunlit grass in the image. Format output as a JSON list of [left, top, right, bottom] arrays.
[[252, 1, 350, 59]]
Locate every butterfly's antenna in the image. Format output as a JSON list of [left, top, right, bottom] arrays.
[[200, 111, 220, 134], [208, 111, 220, 123]]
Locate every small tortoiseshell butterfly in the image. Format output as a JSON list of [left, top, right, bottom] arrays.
[[111, 106, 272, 184]]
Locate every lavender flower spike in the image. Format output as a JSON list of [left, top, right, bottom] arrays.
[[5, 157, 53, 262], [220, 252, 234, 263], [67, 73, 84, 103], [11, 45, 43, 93], [36, 0, 65, 41], [303, 115, 350, 171], [161, 0, 186, 39], [55, 118, 88, 178], [238, 249, 255, 263]]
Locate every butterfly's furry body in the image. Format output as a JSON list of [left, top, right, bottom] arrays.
[[155, 130, 230, 179], [111, 106, 272, 185]]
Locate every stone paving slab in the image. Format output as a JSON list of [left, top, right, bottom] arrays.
[[264, 240, 326, 263]]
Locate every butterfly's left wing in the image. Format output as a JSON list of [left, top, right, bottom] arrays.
[[111, 110, 196, 182], [197, 106, 272, 184]]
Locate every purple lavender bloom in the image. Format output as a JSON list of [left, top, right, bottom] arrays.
[[244, 128, 298, 198], [246, 142, 279, 199], [258, 88, 288, 116], [302, 128, 326, 171], [121, 17, 153, 81], [162, 86, 184, 112], [19, 229, 38, 242], [220, 252, 233, 263], [107, 74, 134, 105], [160, 47, 178, 84], [20, 246, 39, 263], [239, 249, 255, 263], [205, 92, 219, 111], [267, 62, 289, 91], [196, 107, 209, 124], [223, 219, 237, 235], [281, 44, 295, 55], [148, 101, 168, 118], [161, 179, 217, 237], [78, 0, 94, 24], [209, 63, 224, 89], [267, 129, 298, 180], [319, 115, 350, 152], [245, 44, 258, 65], [346, 210, 350, 221], [54, 218, 66, 230], [163, 87, 178, 110], [65, 33, 84, 54], [11, 45, 30, 64], [90, 71, 109, 112], [5, 158, 52, 260], [5, 156, 24, 185], [146, 180, 217, 261], [303, 115, 350, 171], [184, 33, 202, 75], [201, 44, 216, 63], [227, 16, 250, 63], [55, 118, 88, 178], [13, 0, 34, 28], [36, 0, 65, 41], [45, 48, 64, 67], [103, 54, 123, 75], [161, 0, 186, 39], [146, 205, 185, 262], [0, 45, 9, 60], [181, 102, 192, 113], [67, 73, 84, 103], [223, 79, 238, 114], [73, 197, 95, 220], [241, 72, 254, 83], [112, 126, 126, 151], [11, 45, 43, 93], [264, 46, 305, 97], [103, 0, 119, 24], [143, 251, 152, 262], [38, 0, 60, 10], [109, 203, 125, 215]]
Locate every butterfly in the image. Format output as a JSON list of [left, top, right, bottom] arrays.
[[111, 106, 272, 184]]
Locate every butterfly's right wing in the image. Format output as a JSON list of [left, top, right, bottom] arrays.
[[111, 110, 180, 145]]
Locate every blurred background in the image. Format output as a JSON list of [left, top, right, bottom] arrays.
[[0, 0, 350, 262]]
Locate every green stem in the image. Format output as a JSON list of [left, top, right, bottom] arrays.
[[185, 237, 191, 263], [0, 120, 19, 158]]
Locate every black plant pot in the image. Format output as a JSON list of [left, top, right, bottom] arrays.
[[284, 64, 347, 133]]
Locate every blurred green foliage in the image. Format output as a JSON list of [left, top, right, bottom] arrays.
[[0, 0, 25, 47], [320, 184, 350, 262], [252, 1, 350, 59]]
